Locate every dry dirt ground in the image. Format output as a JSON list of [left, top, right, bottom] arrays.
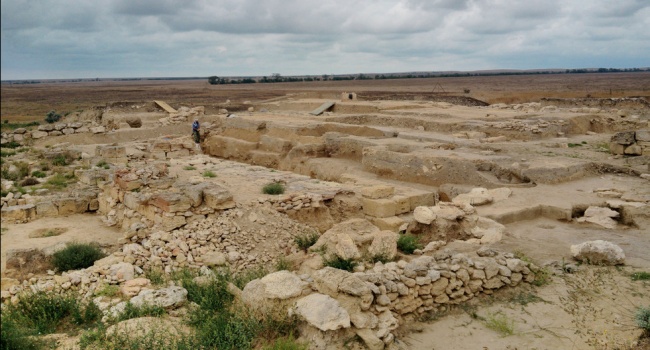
[[2, 74, 650, 349]]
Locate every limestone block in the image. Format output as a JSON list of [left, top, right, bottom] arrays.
[[54, 123, 67, 131], [62, 128, 75, 135], [49, 130, 63, 136], [203, 185, 235, 210], [151, 141, 171, 152], [370, 216, 405, 232], [393, 196, 410, 215], [150, 193, 192, 213], [362, 197, 396, 218], [609, 142, 626, 155], [1, 204, 36, 223], [335, 233, 361, 260], [294, 293, 351, 331], [202, 251, 227, 266], [452, 187, 493, 206], [361, 185, 395, 199], [570, 240, 625, 265], [31, 130, 48, 139], [368, 231, 399, 260], [90, 126, 105, 134], [96, 145, 126, 158], [414, 206, 436, 224], [110, 262, 135, 281], [356, 328, 384, 350], [38, 124, 55, 132], [624, 144, 642, 156], [636, 130, 650, 142], [54, 197, 89, 215], [611, 131, 635, 145], [36, 201, 58, 217], [259, 271, 308, 299], [408, 191, 436, 210], [130, 286, 187, 309], [160, 215, 186, 231]]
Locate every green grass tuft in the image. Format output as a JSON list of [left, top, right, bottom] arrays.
[[183, 165, 196, 170], [51, 242, 106, 272], [484, 312, 514, 336], [262, 182, 285, 195], [203, 170, 216, 178], [323, 255, 357, 272], [397, 234, 422, 254], [636, 306, 650, 331], [632, 272, 650, 281], [293, 231, 319, 252]]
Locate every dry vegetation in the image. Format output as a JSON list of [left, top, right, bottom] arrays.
[[2, 72, 649, 122]]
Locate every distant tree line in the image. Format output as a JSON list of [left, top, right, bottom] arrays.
[[207, 67, 650, 85]]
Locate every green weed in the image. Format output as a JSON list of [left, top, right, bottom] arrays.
[[183, 166, 196, 170], [397, 234, 422, 254], [636, 306, 650, 331], [113, 302, 166, 322], [484, 312, 514, 336], [51, 242, 105, 272], [293, 231, 319, 252], [262, 182, 285, 195], [203, 170, 216, 178], [632, 272, 650, 281], [31, 170, 47, 178], [145, 268, 166, 286], [323, 255, 357, 272]]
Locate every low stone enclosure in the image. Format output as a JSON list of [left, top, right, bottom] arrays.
[[1, 95, 650, 349]]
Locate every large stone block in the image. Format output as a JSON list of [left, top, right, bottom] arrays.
[[160, 215, 186, 231], [203, 185, 234, 210], [636, 130, 650, 142], [370, 216, 405, 232], [1, 204, 36, 223], [36, 201, 59, 217], [31, 131, 48, 139], [150, 193, 192, 213], [393, 195, 410, 214], [259, 135, 293, 154], [611, 131, 635, 145], [54, 197, 89, 215], [96, 145, 126, 158], [408, 191, 436, 210], [362, 197, 396, 218], [360, 185, 395, 199]]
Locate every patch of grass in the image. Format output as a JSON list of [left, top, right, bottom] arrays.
[[95, 284, 121, 298], [79, 323, 195, 350], [595, 142, 610, 153], [0, 149, 16, 158], [52, 154, 69, 166], [636, 306, 650, 332], [183, 165, 196, 170], [232, 266, 270, 290], [2, 291, 101, 335], [177, 271, 234, 312], [275, 256, 292, 271], [96, 160, 110, 169], [44, 172, 76, 189], [51, 242, 106, 272], [262, 182, 285, 195], [567, 143, 583, 148], [397, 234, 422, 254], [369, 252, 393, 264], [632, 272, 650, 281], [261, 334, 308, 350], [531, 267, 552, 287], [293, 231, 319, 252], [145, 267, 166, 286], [484, 312, 514, 336], [203, 170, 216, 178], [113, 302, 166, 322], [1, 141, 22, 149], [0, 121, 39, 132], [1, 161, 30, 181], [31, 170, 47, 178], [0, 312, 50, 350], [323, 255, 357, 272]]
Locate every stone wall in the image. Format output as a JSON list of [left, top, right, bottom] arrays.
[[610, 129, 650, 156]]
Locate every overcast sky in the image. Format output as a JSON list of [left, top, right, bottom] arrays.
[[1, 0, 649, 80]]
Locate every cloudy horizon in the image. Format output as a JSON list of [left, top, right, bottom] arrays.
[[1, 0, 649, 80]]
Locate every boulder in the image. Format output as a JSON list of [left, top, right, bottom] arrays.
[[452, 187, 493, 206], [258, 271, 307, 300], [611, 131, 635, 145], [294, 293, 351, 331], [413, 206, 436, 224], [335, 233, 361, 260], [368, 231, 398, 260], [125, 117, 143, 128], [202, 251, 227, 266], [130, 286, 188, 309], [570, 240, 625, 265], [577, 206, 619, 229]]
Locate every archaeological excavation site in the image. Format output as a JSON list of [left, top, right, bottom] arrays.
[[1, 80, 649, 349]]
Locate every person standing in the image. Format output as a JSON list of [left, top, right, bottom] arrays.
[[192, 119, 201, 150]]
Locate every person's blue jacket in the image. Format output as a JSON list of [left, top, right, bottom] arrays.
[[192, 120, 200, 132]]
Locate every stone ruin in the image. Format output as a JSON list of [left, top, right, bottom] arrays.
[[2, 94, 649, 349]]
